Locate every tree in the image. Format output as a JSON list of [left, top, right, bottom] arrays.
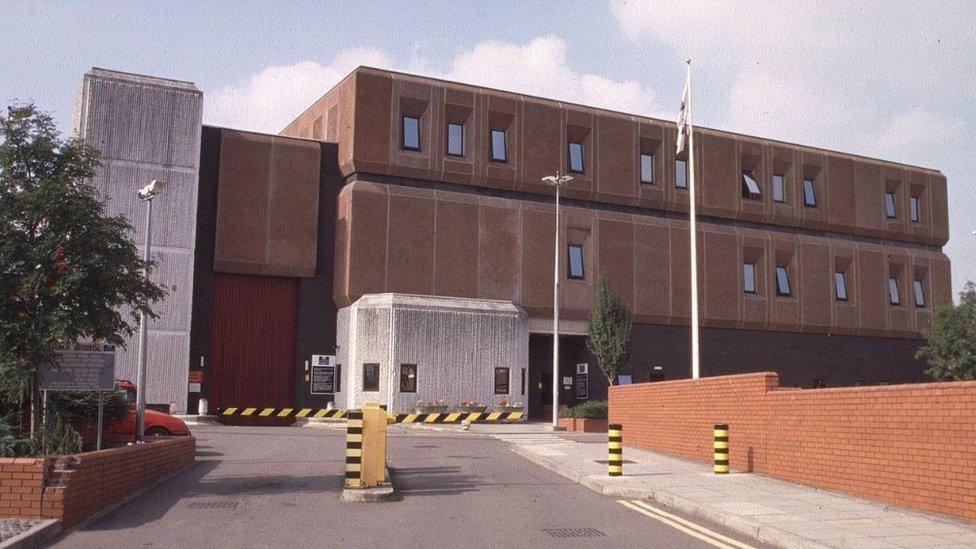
[[0, 104, 166, 433], [587, 275, 632, 386], [917, 281, 976, 381]]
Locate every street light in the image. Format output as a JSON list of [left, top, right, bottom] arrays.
[[135, 179, 166, 441], [542, 172, 573, 429]]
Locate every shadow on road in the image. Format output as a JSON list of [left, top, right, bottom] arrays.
[[392, 466, 482, 497]]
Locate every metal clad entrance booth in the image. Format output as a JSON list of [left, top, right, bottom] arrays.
[[210, 273, 298, 417]]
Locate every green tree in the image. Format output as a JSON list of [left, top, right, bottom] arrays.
[[587, 275, 632, 385], [917, 281, 976, 381], [0, 104, 165, 433]]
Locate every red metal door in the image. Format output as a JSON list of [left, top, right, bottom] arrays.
[[210, 273, 298, 409]]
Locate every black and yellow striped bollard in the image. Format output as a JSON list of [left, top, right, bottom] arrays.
[[608, 423, 623, 477], [345, 410, 364, 488], [713, 423, 729, 474]]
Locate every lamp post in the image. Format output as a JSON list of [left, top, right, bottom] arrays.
[[135, 179, 166, 441], [542, 172, 573, 429]]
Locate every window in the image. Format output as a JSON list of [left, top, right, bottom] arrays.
[[910, 196, 920, 222], [888, 277, 901, 305], [494, 367, 510, 394], [913, 279, 925, 307], [521, 368, 526, 396], [399, 363, 417, 393], [775, 266, 791, 296], [568, 141, 584, 173], [743, 262, 757, 294], [803, 178, 817, 207], [741, 170, 761, 199], [447, 122, 464, 156], [675, 159, 688, 189], [490, 129, 507, 162], [773, 174, 785, 203], [567, 244, 584, 280], [640, 153, 654, 184], [885, 192, 897, 219], [402, 116, 420, 151], [362, 363, 379, 392], [834, 271, 848, 301]]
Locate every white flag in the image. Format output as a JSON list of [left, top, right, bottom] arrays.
[[676, 73, 691, 155]]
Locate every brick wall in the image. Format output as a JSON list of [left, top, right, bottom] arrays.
[[609, 373, 976, 522], [0, 437, 195, 528]]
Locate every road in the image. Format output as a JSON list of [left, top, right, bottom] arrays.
[[53, 424, 759, 548]]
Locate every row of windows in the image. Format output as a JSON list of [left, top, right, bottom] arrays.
[[404, 116, 924, 220], [361, 362, 524, 394], [742, 262, 927, 306]]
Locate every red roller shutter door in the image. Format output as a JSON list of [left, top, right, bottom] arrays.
[[210, 273, 297, 409]]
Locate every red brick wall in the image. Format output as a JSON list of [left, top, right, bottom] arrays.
[[609, 373, 976, 522], [0, 437, 195, 528]]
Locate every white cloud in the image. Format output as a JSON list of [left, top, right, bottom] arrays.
[[204, 36, 663, 134]]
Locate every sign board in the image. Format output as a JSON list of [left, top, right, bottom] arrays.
[[575, 363, 589, 399], [40, 343, 116, 391], [188, 371, 203, 393], [311, 355, 336, 394]]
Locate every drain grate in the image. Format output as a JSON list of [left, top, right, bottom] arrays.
[[186, 500, 239, 509], [543, 528, 606, 538]]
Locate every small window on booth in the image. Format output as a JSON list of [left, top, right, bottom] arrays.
[[362, 363, 379, 392], [772, 174, 785, 203], [743, 262, 757, 294], [490, 129, 507, 162], [447, 122, 464, 156], [494, 367, 510, 395], [400, 363, 417, 393], [775, 266, 792, 296], [402, 116, 420, 151], [568, 244, 584, 280]]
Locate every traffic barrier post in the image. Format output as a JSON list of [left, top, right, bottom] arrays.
[[713, 423, 729, 474], [608, 423, 623, 477]]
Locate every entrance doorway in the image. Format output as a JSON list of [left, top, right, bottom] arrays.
[[527, 334, 596, 420]]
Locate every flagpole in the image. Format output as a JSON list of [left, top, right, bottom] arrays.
[[686, 59, 701, 380]]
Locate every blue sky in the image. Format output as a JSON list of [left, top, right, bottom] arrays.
[[3, 1, 974, 295]]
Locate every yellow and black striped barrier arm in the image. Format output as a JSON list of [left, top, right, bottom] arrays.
[[219, 407, 346, 419], [713, 423, 729, 474], [218, 407, 524, 423], [608, 423, 623, 477], [345, 410, 363, 488]]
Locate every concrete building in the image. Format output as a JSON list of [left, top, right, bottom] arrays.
[[76, 67, 951, 417]]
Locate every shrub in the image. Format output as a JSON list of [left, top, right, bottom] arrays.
[[559, 400, 608, 419]]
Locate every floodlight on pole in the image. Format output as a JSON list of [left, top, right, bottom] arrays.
[[543, 172, 573, 429], [135, 179, 166, 442]]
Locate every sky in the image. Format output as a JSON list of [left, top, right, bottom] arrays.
[[3, 1, 974, 296]]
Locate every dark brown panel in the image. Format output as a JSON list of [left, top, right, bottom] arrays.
[[479, 202, 522, 302], [345, 182, 389, 300], [433, 198, 479, 298], [702, 228, 738, 326], [386, 192, 436, 295], [633, 220, 671, 322]]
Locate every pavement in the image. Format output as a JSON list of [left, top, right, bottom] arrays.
[[0, 518, 58, 549], [48, 424, 761, 548], [492, 429, 976, 549]]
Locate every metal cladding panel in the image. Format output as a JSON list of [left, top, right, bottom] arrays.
[[210, 273, 298, 409]]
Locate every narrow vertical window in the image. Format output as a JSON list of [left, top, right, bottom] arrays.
[[888, 277, 901, 305], [567, 244, 584, 280], [447, 122, 464, 156], [910, 196, 920, 222], [834, 271, 848, 301], [490, 129, 507, 162], [885, 192, 897, 219], [362, 363, 379, 392], [520, 368, 526, 396], [803, 178, 817, 207], [494, 367, 510, 394], [640, 153, 654, 184], [775, 266, 791, 296], [402, 116, 420, 151], [772, 174, 785, 203], [743, 262, 757, 294], [568, 141, 584, 173], [913, 280, 925, 307], [399, 363, 417, 393], [675, 159, 688, 189], [741, 170, 761, 199]]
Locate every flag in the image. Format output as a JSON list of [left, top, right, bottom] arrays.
[[676, 72, 690, 155]]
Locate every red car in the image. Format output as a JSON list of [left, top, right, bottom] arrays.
[[104, 380, 191, 441]]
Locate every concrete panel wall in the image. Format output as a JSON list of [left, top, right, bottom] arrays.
[[336, 179, 950, 340], [283, 68, 949, 248], [335, 295, 528, 413], [74, 68, 201, 413]]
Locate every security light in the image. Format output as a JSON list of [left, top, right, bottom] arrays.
[[138, 179, 167, 200], [542, 174, 573, 186]]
